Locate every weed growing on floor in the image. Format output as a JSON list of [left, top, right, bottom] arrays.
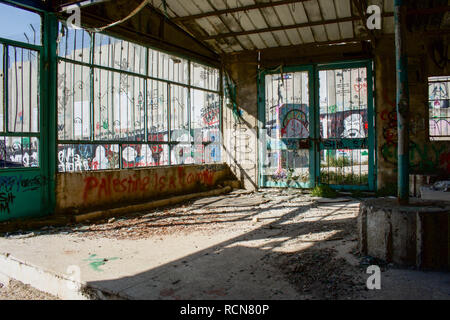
[[311, 185, 338, 198]]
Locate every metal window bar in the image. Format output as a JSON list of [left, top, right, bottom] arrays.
[[56, 24, 221, 172]]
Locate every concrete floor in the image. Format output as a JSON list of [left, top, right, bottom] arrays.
[[0, 189, 449, 300]]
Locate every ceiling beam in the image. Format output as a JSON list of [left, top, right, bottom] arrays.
[[170, 1, 450, 24], [197, 4, 450, 42], [199, 16, 361, 41], [171, 0, 311, 22], [223, 37, 372, 62]]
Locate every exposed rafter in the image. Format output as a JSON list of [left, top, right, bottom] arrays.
[[171, 0, 312, 22], [199, 16, 361, 41]]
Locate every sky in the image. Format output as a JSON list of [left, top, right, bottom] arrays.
[[0, 2, 41, 45]]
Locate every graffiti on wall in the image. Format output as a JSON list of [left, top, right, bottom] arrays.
[[201, 101, 220, 127], [380, 88, 450, 173], [320, 109, 368, 139], [81, 166, 216, 201], [0, 175, 47, 214], [58, 144, 120, 172], [0, 138, 39, 168]]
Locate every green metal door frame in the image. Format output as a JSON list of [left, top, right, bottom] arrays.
[[0, 2, 57, 220], [316, 60, 376, 191], [41, 12, 58, 214], [257, 59, 376, 191], [257, 65, 316, 189]]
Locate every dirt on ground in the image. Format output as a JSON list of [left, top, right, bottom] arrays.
[[2, 189, 447, 300], [0, 279, 58, 300]]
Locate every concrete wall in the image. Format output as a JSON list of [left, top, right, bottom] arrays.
[[374, 35, 450, 190], [55, 163, 231, 214], [223, 56, 259, 190]]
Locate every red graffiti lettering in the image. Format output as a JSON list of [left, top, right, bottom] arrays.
[[159, 176, 166, 192], [83, 177, 99, 201]]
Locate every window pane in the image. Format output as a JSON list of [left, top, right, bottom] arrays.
[[191, 89, 220, 143], [8, 46, 40, 133], [57, 144, 119, 172], [122, 144, 168, 168], [93, 68, 145, 141], [148, 49, 188, 84], [0, 45, 3, 132], [320, 149, 369, 186], [0, 3, 41, 45], [0, 136, 38, 168], [171, 144, 194, 165], [57, 61, 90, 140], [170, 84, 189, 142], [57, 23, 91, 64], [429, 76, 450, 141], [147, 80, 168, 141], [94, 33, 146, 75], [191, 63, 219, 91], [319, 68, 368, 139]]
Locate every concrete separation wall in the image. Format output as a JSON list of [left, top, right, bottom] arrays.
[[55, 163, 232, 214]]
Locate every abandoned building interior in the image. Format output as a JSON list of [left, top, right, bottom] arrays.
[[0, 0, 449, 300]]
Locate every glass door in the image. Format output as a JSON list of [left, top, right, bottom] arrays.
[[258, 61, 375, 191], [317, 62, 375, 191], [259, 66, 315, 188]]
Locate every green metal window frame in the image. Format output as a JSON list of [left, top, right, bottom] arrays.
[[0, 25, 42, 171], [257, 60, 376, 191], [0, 3, 56, 216], [428, 75, 450, 141], [56, 21, 223, 171]]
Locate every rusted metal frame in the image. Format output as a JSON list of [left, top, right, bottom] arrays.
[[316, 0, 329, 42], [200, 16, 361, 41], [267, 0, 296, 48], [254, 4, 282, 48], [72, 8, 221, 65], [202, 0, 248, 51], [330, 0, 343, 40], [171, 0, 313, 22], [213, 0, 260, 51], [234, 37, 370, 57], [171, 1, 229, 54]]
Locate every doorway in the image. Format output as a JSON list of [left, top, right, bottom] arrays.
[[258, 61, 375, 191]]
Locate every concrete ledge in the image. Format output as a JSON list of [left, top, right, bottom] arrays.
[[0, 186, 234, 233], [74, 186, 232, 223], [0, 252, 131, 300], [358, 198, 450, 270], [0, 252, 88, 299]]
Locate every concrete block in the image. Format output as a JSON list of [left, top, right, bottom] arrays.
[[359, 198, 450, 269], [391, 209, 417, 265], [366, 209, 391, 261]]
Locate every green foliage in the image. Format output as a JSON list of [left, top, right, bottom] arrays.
[[322, 157, 352, 167], [320, 171, 369, 185], [311, 185, 338, 198]]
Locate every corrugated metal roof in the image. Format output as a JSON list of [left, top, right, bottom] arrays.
[[149, 0, 395, 54]]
